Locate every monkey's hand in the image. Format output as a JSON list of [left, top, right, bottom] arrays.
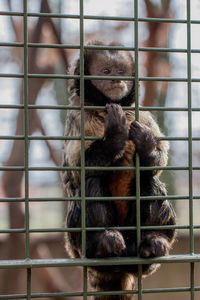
[[139, 233, 170, 258], [129, 121, 158, 155], [104, 104, 128, 158], [85, 104, 128, 167]]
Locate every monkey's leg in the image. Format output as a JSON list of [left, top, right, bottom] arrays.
[[85, 104, 128, 168], [129, 121, 167, 171], [135, 175, 176, 275], [66, 177, 126, 258], [85, 177, 134, 299], [85, 177, 126, 258], [66, 200, 82, 258]]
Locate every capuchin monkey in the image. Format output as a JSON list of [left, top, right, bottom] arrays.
[[62, 41, 176, 299]]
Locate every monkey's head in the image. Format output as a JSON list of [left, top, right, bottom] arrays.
[[69, 41, 135, 106]]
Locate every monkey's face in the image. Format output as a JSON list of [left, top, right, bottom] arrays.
[[89, 52, 134, 102]]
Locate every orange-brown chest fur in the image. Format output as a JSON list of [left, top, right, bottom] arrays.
[[109, 140, 135, 224], [85, 110, 136, 224]]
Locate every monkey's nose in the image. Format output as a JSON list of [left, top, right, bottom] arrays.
[[112, 79, 121, 83]]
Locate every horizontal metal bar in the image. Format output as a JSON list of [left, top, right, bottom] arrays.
[[85, 166, 199, 171], [0, 224, 199, 234], [0, 73, 78, 79], [0, 195, 199, 203], [0, 293, 83, 299], [1, 42, 200, 54], [1, 104, 200, 113], [0, 198, 26, 202], [2, 286, 200, 299], [2, 73, 200, 82], [0, 73, 24, 78], [0, 166, 25, 171], [1, 166, 200, 171], [0, 255, 200, 269], [0, 135, 200, 141], [0, 135, 82, 140], [0, 229, 25, 234], [1, 41, 200, 56], [0, 105, 24, 109], [0, 42, 24, 47], [1, 11, 200, 24]]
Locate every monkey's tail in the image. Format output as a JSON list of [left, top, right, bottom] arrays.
[[88, 268, 135, 300]]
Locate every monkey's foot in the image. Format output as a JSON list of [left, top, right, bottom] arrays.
[[96, 230, 126, 257], [139, 233, 170, 258]]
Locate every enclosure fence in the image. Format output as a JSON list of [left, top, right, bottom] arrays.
[[0, 0, 200, 299]]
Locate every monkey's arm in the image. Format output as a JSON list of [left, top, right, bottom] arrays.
[[85, 104, 128, 167]]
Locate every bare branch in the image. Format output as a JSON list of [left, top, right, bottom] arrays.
[[142, 0, 172, 106]]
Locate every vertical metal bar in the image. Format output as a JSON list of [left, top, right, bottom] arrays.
[[23, 0, 31, 299], [187, 0, 194, 299], [27, 268, 31, 300], [80, 0, 86, 261], [23, 0, 29, 260], [190, 263, 195, 299], [80, 0, 87, 298], [134, 0, 142, 299], [187, 0, 194, 256]]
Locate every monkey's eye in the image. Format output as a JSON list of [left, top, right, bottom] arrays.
[[117, 69, 124, 74], [101, 68, 111, 74]]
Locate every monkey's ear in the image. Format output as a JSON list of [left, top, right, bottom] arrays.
[[74, 58, 80, 75], [86, 40, 105, 46], [109, 41, 124, 47], [66, 59, 80, 95]]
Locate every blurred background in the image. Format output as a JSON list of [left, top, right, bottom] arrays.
[[0, 0, 200, 299]]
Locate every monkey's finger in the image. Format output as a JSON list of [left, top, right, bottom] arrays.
[[106, 104, 120, 121], [106, 103, 119, 115], [115, 104, 126, 120], [130, 120, 142, 129], [110, 104, 126, 121]]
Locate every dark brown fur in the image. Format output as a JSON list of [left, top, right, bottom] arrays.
[[62, 41, 176, 299]]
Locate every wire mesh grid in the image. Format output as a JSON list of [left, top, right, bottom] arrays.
[[0, 0, 200, 299]]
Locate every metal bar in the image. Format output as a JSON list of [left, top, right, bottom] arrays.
[[2, 223, 200, 235], [2, 166, 200, 172], [2, 72, 200, 82], [2, 41, 200, 54], [190, 263, 195, 300], [79, 0, 86, 258], [2, 10, 200, 24], [187, 0, 194, 257], [187, 2, 195, 298], [1, 255, 200, 269], [134, 1, 142, 299], [23, 1, 31, 298], [0, 37, 200, 58], [1, 104, 200, 112], [79, 1, 88, 299], [2, 286, 200, 299], [1, 194, 199, 203], [23, 0, 29, 263], [2, 223, 200, 234], [27, 268, 31, 300], [1, 135, 200, 141]]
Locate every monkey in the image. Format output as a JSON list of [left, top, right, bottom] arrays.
[[62, 41, 176, 299]]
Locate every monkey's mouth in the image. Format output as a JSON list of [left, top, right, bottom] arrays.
[[105, 84, 128, 100], [109, 83, 124, 89]]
